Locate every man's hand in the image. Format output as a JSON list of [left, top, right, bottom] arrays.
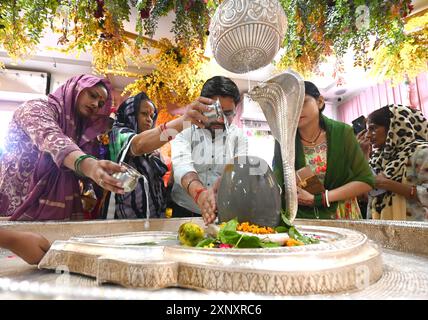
[[197, 188, 217, 225]]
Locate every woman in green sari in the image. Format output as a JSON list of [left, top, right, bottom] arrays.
[[273, 81, 374, 219]]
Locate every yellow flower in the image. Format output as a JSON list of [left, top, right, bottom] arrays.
[[285, 238, 304, 247]]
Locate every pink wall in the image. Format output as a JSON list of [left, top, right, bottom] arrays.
[[337, 72, 428, 124]]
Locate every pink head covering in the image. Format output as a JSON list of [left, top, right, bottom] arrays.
[[9, 75, 113, 221], [49, 74, 113, 151]]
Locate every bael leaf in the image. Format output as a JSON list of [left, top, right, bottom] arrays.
[[289, 226, 319, 245], [196, 238, 216, 248], [235, 234, 279, 248], [222, 218, 239, 233], [260, 242, 281, 248], [219, 230, 242, 245], [218, 218, 242, 245], [216, 218, 280, 248], [280, 211, 320, 245], [280, 210, 293, 228], [275, 226, 288, 233]]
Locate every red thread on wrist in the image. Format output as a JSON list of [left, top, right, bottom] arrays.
[[194, 188, 207, 204], [160, 122, 173, 141], [410, 185, 417, 198]]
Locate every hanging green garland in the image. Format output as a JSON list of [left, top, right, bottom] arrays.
[[0, 0, 423, 88]]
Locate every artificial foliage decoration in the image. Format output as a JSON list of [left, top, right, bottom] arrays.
[[0, 0, 59, 61], [0, 0, 213, 75], [136, 0, 214, 47], [91, 11, 134, 73], [276, 0, 415, 78], [52, 1, 135, 74], [0, 0, 425, 94], [276, 0, 333, 78], [123, 38, 209, 110], [370, 12, 428, 85]]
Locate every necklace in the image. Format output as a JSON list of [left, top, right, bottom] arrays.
[[300, 128, 322, 145]]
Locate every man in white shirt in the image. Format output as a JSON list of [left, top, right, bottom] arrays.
[[170, 76, 248, 223]]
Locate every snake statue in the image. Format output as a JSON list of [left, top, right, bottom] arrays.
[[248, 70, 305, 222]]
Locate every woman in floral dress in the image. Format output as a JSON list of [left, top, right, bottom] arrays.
[[273, 81, 374, 219]]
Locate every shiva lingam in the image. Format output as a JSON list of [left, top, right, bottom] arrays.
[[216, 155, 282, 228]]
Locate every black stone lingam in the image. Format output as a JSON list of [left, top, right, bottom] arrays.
[[216, 155, 282, 228]]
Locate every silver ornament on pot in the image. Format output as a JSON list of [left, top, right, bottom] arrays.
[[209, 0, 287, 73]]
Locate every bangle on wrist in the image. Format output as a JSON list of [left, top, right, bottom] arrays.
[[129, 141, 138, 156], [74, 155, 97, 177], [325, 190, 330, 207]]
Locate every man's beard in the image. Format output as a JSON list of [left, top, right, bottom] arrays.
[[206, 121, 225, 132]]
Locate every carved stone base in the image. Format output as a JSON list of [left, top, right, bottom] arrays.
[[39, 226, 383, 295]]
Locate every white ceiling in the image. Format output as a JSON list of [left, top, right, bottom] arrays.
[[1, 1, 427, 104]]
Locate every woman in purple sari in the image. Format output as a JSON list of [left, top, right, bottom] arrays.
[[0, 75, 126, 221]]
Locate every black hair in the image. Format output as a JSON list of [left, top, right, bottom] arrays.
[[304, 81, 326, 129], [96, 81, 108, 92], [304, 81, 325, 112], [201, 76, 241, 105], [368, 106, 392, 130]]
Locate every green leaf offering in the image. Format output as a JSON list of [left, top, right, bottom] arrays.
[[195, 214, 319, 249], [275, 226, 288, 233], [196, 238, 217, 248], [280, 210, 320, 245], [199, 218, 280, 249]]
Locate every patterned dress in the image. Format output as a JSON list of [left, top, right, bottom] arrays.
[[304, 142, 362, 220], [369, 105, 428, 221], [405, 145, 428, 221], [0, 75, 112, 220], [107, 92, 167, 219]]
